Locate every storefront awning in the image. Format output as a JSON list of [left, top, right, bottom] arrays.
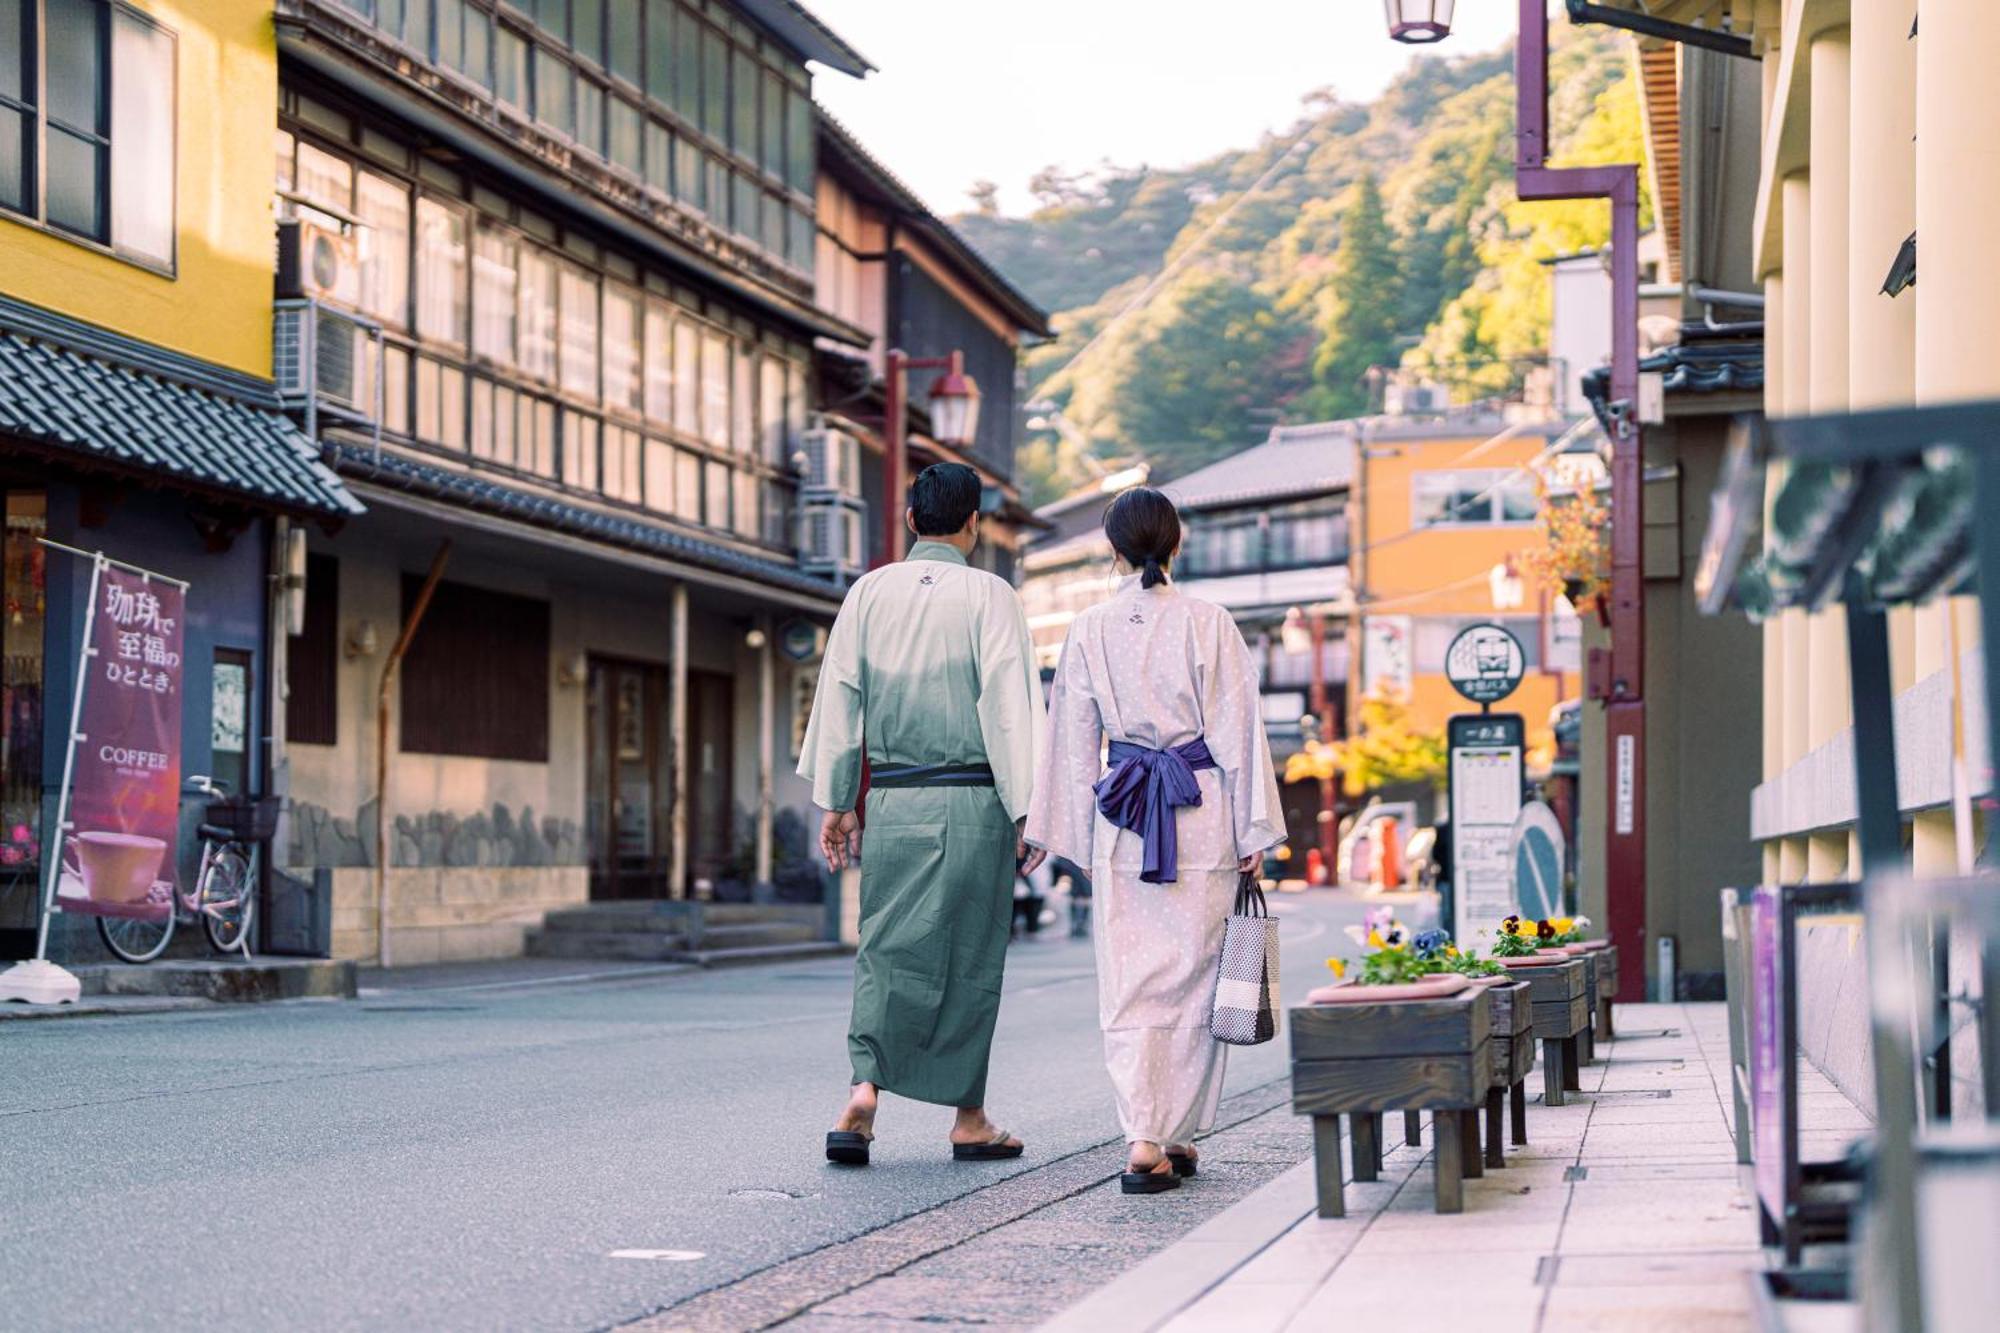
[[0, 302, 362, 520]]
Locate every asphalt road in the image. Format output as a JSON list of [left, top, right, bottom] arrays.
[[0, 888, 1427, 1332]]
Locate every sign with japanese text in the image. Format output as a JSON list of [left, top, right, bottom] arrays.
[[1444, 622, 1525, 706], [59, 567, 185, 921], [1446, 713, 1525, 947]]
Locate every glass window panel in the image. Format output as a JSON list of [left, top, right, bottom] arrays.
[[672, 320, 699, 436], [109, 10, 172, 265], [674, 449, 700, 523], [462, 6, 490, 87], [45, 128, 103, 238], [730, 49, 756, 156], [611, 0, 642, 85], [558, 263, 599, 398], [1413, 474, 1452, 526], [784, 358, 806, 448], [534, 47, 574, 136], [643, 300, 673, 424], [439, 363, 466, 448], [576, 78, 604, 157], [274, 129, 294, 195], [45, 0, 103, 135], [472, 226, 517, 364], [495, 26, 528, 109], [610, 99, 643, 176], [607, 426, 642, 502], [700, 329, 728, 447], [562, 412, 599, 490], [732, 172, 756, 240], [517, 243, 557, 380], [0, 107, 29, 214], [704, 462, 729, 532], [705, 155, 726, 220], [415, 356, 441, 442], [602, 282, 641, 413], [675, 135, 702, 211], [673, 7, 701, 124], [643, 0, 672, 98], [0, 0, 31, 104], [381, 344, 410, 435], [644, 437, 673, 512], [758, 356, 785, 465], [785, 84, 812, 193], [762, 480, 792, 548], [295, 143, 353, 216], [356, 171, 410, 326], [786, 206, 813, 273], [1500, 479, 1539, 523], [761, 190, 784, 256], [491, 382, 518, 466], [532, 0, 568, 40], [437, 0, 465, 71], [573, 0, 603, 64], [470, 377, 494, 459], [731, 344, 752, 455], [699, 26, 725, 138], [760, 71, 782, 176], [415, 197, 468, 344], [644, 120, 670, 193], [733, 465, 757, 537]]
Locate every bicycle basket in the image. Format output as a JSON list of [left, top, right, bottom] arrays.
[[205, 795, 282, 843]]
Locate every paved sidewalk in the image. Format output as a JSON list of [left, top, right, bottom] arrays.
[[1044, 1003, 1774, 1332]]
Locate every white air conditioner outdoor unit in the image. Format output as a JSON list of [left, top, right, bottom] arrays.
[[798, 426, 863, 496], [797, 498, 867, 581], [273, 302, 373, 418], [1386, 381, 1450, 416], [277, 218, 358, 303]]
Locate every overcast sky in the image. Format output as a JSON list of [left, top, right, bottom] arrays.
[[806, 0, 1519, 217]]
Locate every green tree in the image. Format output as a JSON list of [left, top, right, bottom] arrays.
[[1310, 174, 1403, 418]]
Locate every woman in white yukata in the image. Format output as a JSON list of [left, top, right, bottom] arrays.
[[1024, 487, 1285, 1194]]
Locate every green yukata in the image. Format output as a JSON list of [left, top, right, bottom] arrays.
[[798, 540, 1045, 1107]]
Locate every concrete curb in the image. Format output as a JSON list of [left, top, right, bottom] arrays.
[[78, 957, 358, 1002]]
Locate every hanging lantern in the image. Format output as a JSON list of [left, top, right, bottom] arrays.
[[1384, 0, 1456, 44], [926, 353, 981, 447]]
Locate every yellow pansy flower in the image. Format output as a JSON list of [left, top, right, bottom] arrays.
[[1326, 957, 1347, 978]]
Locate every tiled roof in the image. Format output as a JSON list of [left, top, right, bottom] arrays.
[[332, 444, 843, 604], [1158, 423, 1358, 512], [0, 324, 362, 518], [1582, 339, 1765, 423]]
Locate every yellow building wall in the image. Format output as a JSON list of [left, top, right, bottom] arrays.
[[0, 0, 276, 378], [1354, 431, 1575, 754]]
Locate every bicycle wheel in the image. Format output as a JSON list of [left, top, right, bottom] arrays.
[[99, 897, 176, 963], [202, 844, 256, 955]]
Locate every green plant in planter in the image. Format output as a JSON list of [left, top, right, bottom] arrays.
[[1491, 915, 1543, 957], [1443, 948, 1506, 978]]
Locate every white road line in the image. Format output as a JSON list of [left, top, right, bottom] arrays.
[[608, 1249, 705, 1262]]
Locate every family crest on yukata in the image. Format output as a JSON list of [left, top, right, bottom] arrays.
[[798, 462, 1047, 1167], [1025, 486, 1285, 1194]]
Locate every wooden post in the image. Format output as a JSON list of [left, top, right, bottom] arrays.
[[1433, 1109, 1464, 1214], [1404, 1110, 1422, 1147], [1351, 1109, 1379, 1183], [668, 583, 689, 897], [1543, 1039, 1566, 1107], [1312, 1115, 1344, 1218], [1459, 1107, 1484, 1179], [1485, 1088, 1506, 1169], [1510, 1081, 1529, 1145], [1563, 1037, 1583, 1092]]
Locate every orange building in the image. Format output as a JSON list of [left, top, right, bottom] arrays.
[[1347, 414, 1590, 764]]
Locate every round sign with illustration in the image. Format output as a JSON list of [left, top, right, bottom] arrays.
[[1444, 622, 1525, 705]]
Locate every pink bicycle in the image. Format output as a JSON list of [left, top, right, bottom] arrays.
[[97, 777, 277, 964]]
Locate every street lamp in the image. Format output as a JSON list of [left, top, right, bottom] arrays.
[[881, 348, 982, 566], [1384, 0, 1455, 44]]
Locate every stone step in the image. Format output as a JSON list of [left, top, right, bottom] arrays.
[[522, 928, 691, 961], [691, 922, 820, 951], [73, 958, 357, 1002], [539, 901, 823, 934], [679, 942, 853, 969]]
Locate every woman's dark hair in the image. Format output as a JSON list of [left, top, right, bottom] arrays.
[[1102, 486, 1182, 589], [908, 462, 983, 536]]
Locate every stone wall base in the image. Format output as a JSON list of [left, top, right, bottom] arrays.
[[327, 866, 590, 965]]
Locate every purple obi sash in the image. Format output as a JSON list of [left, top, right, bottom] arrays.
[[1093, 737, 1216, 884]]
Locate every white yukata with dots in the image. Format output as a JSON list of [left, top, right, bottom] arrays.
[[1024, 575, 1284, 1147]]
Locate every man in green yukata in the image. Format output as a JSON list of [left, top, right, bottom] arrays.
[[800, 463, 1047, 1166]]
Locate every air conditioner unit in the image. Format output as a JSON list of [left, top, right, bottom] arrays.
[[798, 426, 863, 496], [273, 302, 372, 418], [1386, 381, 1450, 416], [276, 218, 357, 303], [797, 498, 867, 581]]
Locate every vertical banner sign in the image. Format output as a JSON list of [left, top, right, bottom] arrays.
[[57, 567, 185, 923], [1446, 714, 1525, 947]]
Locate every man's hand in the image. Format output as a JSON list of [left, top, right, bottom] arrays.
[[1017, 819, 1047, 875], [821, 810, 861, 871]]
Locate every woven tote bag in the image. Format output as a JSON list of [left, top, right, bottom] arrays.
[[1209, 872, 1279, 1045]]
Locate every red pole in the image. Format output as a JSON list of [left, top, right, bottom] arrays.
[[1308, 611, 1338, 880], [1515, 0, 1646, 1001], [881, 349, 907, 567]]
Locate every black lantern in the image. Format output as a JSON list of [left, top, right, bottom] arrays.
[[1384, 0, 1455, 44]]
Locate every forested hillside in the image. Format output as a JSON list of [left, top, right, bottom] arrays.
[[956, 22, 1646, 505]]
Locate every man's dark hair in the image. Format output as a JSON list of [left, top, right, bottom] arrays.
[[908, 462, 983, 536], [1102, 486, 1182, 589]]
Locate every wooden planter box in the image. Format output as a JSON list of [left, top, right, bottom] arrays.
[[1290, 988, 1493, 1216], [1597, 944, 1620, 1036], [1519, 957, 1590, 1105], [1483, 980, 1536, 1167], [1575, 950, 1600, 1067]]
